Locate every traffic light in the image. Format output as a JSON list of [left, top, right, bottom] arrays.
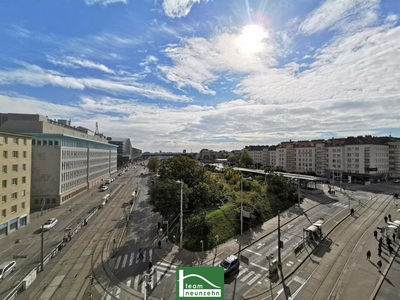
[[90, 277, 94, 285]]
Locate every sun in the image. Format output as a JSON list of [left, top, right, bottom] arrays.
[[237, 24, 268, 55]]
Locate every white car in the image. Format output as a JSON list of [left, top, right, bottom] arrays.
[[394, 179, 400, 183], [40, 218, 58, 231], [100, 185, 109, 191], [0, 261, 16, 282]]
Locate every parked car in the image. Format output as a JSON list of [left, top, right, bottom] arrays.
[[0, 261, 16, 282], [100, 185, 109, 191], [220, 255, 239, 276], [40, 218, 58, 231], [105, 179, 112, 184], [394, 179, 400, 183]]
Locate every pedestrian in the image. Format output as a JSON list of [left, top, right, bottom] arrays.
[[366, 250, 371, 260], [350, 208, 355, 216], [157, 222, 161, 230], [172, 235, 176, 243], [373, 230, 378, 239], [388, 214, 392, 222], [379, 237, 383, 245], [378, 247, 382, 257], [393, 232, 396, 243], [138, 248, 144, 260], [377, 260, 382, 273], [158, 240, 162, 249], [384, 216, 388, 223], [387, 237, 392, 247], [148, 260, 153, 272], [388, 245, 393, 255]]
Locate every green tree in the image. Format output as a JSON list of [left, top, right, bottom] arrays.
[[240, 152, 253, 167], [147, 156, 160, 172], [228, 155, 240, 165]]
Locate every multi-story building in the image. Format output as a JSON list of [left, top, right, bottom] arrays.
[[0, 131, 32, 238], [107, 137, 132, 166], [243, 145, 267, 166], [0, 114, 117, 210], [295, 140, 317, 173]]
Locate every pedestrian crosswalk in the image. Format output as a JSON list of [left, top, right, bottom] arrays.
[[112, 249, 153, 270], [329, 202, 348, 208]]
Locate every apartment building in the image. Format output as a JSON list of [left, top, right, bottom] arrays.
[[0, 131, 32, 238], [107, 137, 132, 166], [243, 145, 266, 166], [295, 140, 317, 173], [0, 114, 118, 210]]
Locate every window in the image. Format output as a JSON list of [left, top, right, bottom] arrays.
[[43, 140, 48, 146], [2, 165, 7, 173], [4, 137, 8, 144], [2, 180, 6, 188], [2, 195, 6, 203], [1, 209, 6, 218], [12, 151, 18, 158], [22, 176, 26, 184], [3, 151, 7, 158], [23, 164, 26, 171], [49, 140, 53, 146], [21, 190, 26, 197], [12, 178, 18, 185], [24, 138, 27, 145], [32, 139, 36, 145], [21, 202, 25, 209], [13, 137, 18, 144], [11, 192, 17, 199], [11, 205, 17, 213], [12, 164, 18, 172], [23, 151, 27, 158], [37, 140, 42, 146]]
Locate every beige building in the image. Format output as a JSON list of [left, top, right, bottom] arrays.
[[0, 131, 32, 238]]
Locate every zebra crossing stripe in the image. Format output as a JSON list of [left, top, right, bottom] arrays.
[[134, 276, 139, 290], [241, 270, 255, 282], [115, 287, 121, 298], [247, 273, 262, 285], [237, 267, 248, 278], [126, 279, 131, 287], [129, 253, 134, 266], [122, 254, 128, 268], [114, 256, 121, 269]]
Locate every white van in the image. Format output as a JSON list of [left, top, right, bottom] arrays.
[[99, 194, 110, 208], [0, 261, 16, 282]]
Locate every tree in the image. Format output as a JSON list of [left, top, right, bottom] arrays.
[[228, 155, 240, 165], [158, 156, 204, 188], [147, 156, 160, 172], [240, 152, 253, 168]]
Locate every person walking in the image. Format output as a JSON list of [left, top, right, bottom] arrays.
[[388, 245, 393, 255], [384, 216, 388, 223], [393, 232, 396, 243], [138, 248, 144, 260], [373, 230, 378, 239], [378, 247, 382, 257], [387, 237, 392, 247], [172, 235, 176, 243], [377, 260, 382, 273], [350, 208, 355, 216], [379, 237, 383, 246], [158, 240, 162, 249], [388, 214, 392, 222], [148, 260, 153, 272], [366, 250, 371, 260]]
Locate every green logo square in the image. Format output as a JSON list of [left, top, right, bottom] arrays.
[[176, 267, 224, 299]]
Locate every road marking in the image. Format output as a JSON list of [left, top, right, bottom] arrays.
[[244, 249, 262, 256], [126, 279, 131, 287], [115, 287, 121, 298], [7, 269, 21, 281], [250, 262, 269, 271], [121, 254, 128, 268], [237, 267, 248, 278], [293, 276, 306, 284], [115, 256, 121, 269], [241, 271, 255, 282], [129, 253, 134, 266], [247, 273, 262, 285], [134, 276, 139, 290]]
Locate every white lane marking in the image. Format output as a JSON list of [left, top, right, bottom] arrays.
[[247, 273, 262, 285], [121, 254, 128, 268], [129, 253, 135, 266], [293, 275, 306, 284], [244, 249, 262, 256], [241, 270, 255, 282], [114, 256, 121, 269], [115, 287, 121, 297], [126, 279, 131, 287], [237, 267, 248, 278], [134, 276, 139, 290], [250, 262, 269, 271]]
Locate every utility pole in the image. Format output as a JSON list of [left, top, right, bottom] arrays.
[[277, 210, 281, 266], [180, 180, 183, 250], [241, 176, 243, 235], [41, 224, 44, 272]]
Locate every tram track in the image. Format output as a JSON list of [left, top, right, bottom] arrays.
[[26, 170, 139, 300], [293, 193, 393, 300]]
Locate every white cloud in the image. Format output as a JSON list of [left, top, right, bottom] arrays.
[[48, 56, 115, 74], [163, 0, 203, 18], [85, 0, 127, 6], [0, 64, 191, 102], [299, 0, 380, 35], [159, 28, 277, 94]]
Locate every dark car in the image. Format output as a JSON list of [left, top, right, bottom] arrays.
[[220, 255, 239, 276]]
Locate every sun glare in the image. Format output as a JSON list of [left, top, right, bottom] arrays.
[[237, 24, 268, 55]]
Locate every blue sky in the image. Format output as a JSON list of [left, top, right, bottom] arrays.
[[1, 0, 399, 152]]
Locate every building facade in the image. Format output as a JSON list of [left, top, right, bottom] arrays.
[[107, 137, 132, 166], [0, 131, 32, 238]]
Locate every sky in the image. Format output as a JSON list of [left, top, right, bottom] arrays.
[[1, 0, 400, 153]]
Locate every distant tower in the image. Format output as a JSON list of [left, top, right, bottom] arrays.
[[95, 122, 99, 135]]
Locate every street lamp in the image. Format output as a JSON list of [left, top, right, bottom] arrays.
[[176, 180, 184, 250], [240, 175, 252, 236], [200, 240, 204, 253]]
